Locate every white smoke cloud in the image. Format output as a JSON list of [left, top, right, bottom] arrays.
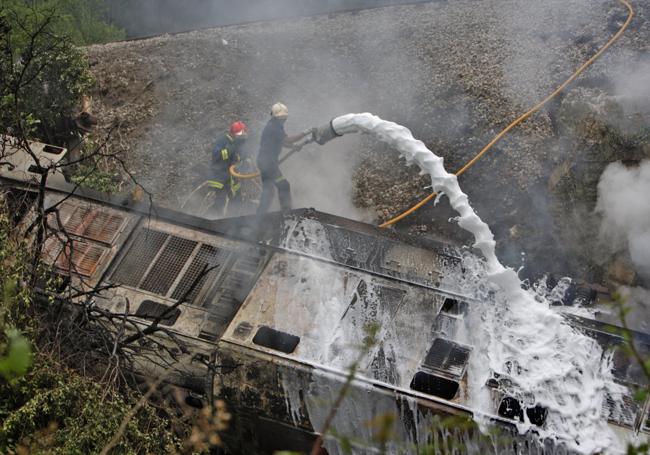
[[596, 160, 650, 281], [499, 0, 606, 107], [613, 57, 650, 115]]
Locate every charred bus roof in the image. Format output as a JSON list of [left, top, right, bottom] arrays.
[[2, 141, 649, 449]]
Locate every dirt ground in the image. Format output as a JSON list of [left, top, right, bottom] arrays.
[[85, 0, 650, 283]]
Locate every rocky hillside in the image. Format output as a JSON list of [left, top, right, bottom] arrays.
[[85, 0, 650, 283]]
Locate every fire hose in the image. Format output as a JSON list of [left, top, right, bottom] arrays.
[[181, 136, 315, 211], [227, 0, 633, 226], [375, 0, 634, 228], [229, 137, 315, 179]]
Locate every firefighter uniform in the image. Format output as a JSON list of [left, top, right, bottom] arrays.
[[209, 132, 244, 215], [256, 116, 292, 215]]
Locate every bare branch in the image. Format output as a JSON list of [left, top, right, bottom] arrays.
[[121, 264, 218, 345]]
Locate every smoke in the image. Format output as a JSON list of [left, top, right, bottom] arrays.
[[499, 0, 608, 107], [254, 8, 435, 220], [594, 286, 650, 334], [112, 1, 472, 221], [616, 286, 650, 333], [90, 0, 649, 284], [595, 160, 650, 281], [612, 56, 650, 115], [490, 0, 649, 282]]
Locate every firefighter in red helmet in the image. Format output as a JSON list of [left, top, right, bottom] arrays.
[[207, 121, 249, 216]]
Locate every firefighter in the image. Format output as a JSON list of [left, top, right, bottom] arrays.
[[207, 120, 248, 216], [256, 102, 313, 216]]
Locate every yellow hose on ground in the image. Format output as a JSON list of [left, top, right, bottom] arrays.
[[229, 164, 260, 179], [230, 143, 306, 179], [379, 0, 634, 228]]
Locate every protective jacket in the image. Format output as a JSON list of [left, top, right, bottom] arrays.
[[256, 118, 287, 176], [255, 118, 292, 214], [209, 132, 243, 195]]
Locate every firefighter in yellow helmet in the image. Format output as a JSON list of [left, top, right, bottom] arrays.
[[256, 103, 313, 215]]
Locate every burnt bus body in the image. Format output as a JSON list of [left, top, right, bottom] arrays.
[[1, 140, 649, 454]]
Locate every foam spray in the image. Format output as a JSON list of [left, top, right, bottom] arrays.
[[330, 113, 621, 453]]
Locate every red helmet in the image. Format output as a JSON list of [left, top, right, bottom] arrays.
[[229, 121, 248, 138]]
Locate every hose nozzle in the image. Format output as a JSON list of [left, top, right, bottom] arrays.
[[314, 119, 343, 145]]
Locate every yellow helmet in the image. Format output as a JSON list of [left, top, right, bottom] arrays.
[[271, 102, 289, 119]]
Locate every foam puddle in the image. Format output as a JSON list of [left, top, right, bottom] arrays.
[[330, 113, 621, 453]]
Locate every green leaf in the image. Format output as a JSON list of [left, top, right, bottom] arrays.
[[0, 328, 33, 380], [340, 436, 353, 454], [3, 277, 16, 302], [633, 388, 648, 403]]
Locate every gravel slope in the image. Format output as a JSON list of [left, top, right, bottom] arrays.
[[86, 0, 650, 280]]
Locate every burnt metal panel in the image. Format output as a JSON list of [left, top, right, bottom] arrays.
[[81, 210, 126, 244], [381, 243, 441, 285], [410, 338, 470, 400], [253, 326, 300, 353], [410, 371, 459, 400], [338, 280, 406, 326], [203, 299, 240, 337], [42, 236, 64, 264], [197, 329, 219, 342], [135, 299, 181, 326], [357, 280, 406, 311], [42, 200, 129, 279], [112, 225, 267, 341], [199, 247, 267, 341], [433, 313, 461, 339], [50, 201, 127, 244], [611, 346, 650, 387], [254, 417, 318, 454], [602, 392, 639, 429], [44, 236, 108, 277], [321, 222, 455, 289], [234, 249, 266, 275], [233, 321, 254, 339], [268, 214, 464, 292], [422, 338, 470, 380], [112, 225, 260, 341], [369, 345, 399, 384], [140, 236, 197, 296], [565, 315, 650, 388], [440, 298, 468, 317], [111, 228, 168, 287], [171, 244, 229, 304], [325, 225, 379, 269], [60, 241, 107, 277], [49, 200, 76, 228]]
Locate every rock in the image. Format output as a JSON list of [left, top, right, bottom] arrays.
[[547, 161, 573, 191], [606, 256, 638, 287], [509, 224, 522, 240]]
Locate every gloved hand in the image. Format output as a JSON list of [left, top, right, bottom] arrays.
[[302, 127, 317, 139]]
